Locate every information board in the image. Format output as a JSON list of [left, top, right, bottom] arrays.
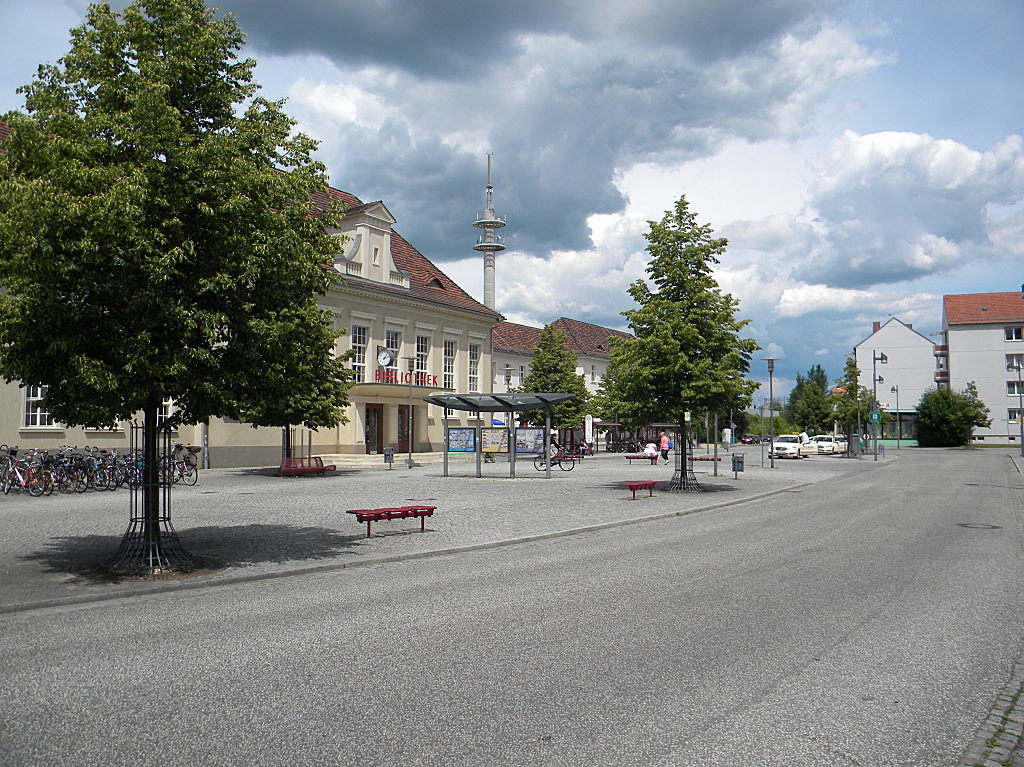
[[447, 427, 476, 453], [482, 428, 509, 453], [515, 427, 545, 454]]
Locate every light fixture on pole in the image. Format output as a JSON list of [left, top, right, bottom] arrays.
[[890, 384, 900, 450], [872, 351, 887, 462], [763, 357, 777, 469]]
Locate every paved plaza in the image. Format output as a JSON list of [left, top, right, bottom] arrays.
[[0, 446, 890, 612]]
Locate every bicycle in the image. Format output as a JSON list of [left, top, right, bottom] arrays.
[[533, 452, 575, 472]]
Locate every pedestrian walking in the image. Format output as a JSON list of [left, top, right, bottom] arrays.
[[659, 432, 670, 464]]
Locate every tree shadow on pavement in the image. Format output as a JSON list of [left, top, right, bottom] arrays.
[[21, 523, 363, 583]]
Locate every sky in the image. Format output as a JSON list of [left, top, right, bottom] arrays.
[[1, 0, 1023, 399]]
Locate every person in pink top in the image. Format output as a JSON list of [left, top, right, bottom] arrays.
[[659, 432, 670, 464]]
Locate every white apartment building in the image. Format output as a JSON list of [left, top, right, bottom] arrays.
[[854, 318, 937, 438], [938, 291, 1024, 443]]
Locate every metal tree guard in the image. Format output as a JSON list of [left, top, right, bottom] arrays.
[[105, 421, 193, 575], [667, 421, 701, 491]]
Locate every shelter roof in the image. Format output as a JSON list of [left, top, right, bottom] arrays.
[[422, 392, 577, 412]]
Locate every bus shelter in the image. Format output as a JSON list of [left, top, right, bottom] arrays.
[[422, 393, 577, 479]]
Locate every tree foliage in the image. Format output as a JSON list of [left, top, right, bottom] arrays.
[[0, 0, 353, 430], [516, 323, 590, 428], [832, 357, 871, 436], [915, 383, 991, 447], [789, 364, 834, 433], [604, 196, 759, 434]]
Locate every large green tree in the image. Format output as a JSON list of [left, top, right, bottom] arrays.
[[0, 0, 353, 571], [606, 196, 759, 487], [915, 383, 991, 447], [784, 364, 828, 423], [517, 323, 590, 429]]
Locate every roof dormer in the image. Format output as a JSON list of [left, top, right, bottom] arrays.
[[332, 201, 407, 287]]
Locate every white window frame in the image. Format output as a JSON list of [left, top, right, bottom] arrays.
[[386, 329, 402, 372], [1008, 380, 1024, 396], [416, 335, 430, 374], [351, 325, 368, 382], [469, 344, 480, 392], [23, 385, 56, 428], [443, 339, 456, 390], [1006, 327, 1024, 342]]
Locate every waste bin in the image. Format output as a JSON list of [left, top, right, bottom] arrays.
[[731, 453, 744, 477]]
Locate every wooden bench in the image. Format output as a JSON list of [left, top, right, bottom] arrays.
[[279, 456, 337, 477], [625, 454, 659, 465], [346, 505, 436, 537], [619, 481, 657, 500]]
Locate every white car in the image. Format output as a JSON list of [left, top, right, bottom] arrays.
[[770, 434, 816, 459], [807, 435, 843, 454]]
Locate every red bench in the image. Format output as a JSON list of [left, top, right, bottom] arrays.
[[279, 456, 337, 477], [625, 454, 659, 465], [346, 505, 436, 537], [619, 481, 657, 500]]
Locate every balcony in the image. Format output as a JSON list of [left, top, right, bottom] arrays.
[[933, 344, 948, 356]]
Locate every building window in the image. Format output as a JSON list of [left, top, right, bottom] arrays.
[[1006, 327, 1023, 341], [351, 325, 368, 382], [1008, 380, 1024, 396], [591, 365, 597, 382], [443, 340, 456, 390], [157, 397, 175, 427], [416, 335, 430, 374], [372, 247, 380, 266], [1009, 409, 1023, 423], [1007, 354, 1024, 371], [386, 330, 401, 371], [469, 344, 480, 392], [24, 385, 53, 427]]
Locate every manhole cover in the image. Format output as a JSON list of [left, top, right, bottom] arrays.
[[957, 523, 1002, 530]]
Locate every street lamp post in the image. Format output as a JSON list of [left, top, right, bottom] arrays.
[[890, 384, 900, 450], [763, 357, 777, 469], [872, 351, 887, 462]]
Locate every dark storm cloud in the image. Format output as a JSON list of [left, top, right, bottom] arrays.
[[213, 0, 874, 260], [218, 0, 840, 80]]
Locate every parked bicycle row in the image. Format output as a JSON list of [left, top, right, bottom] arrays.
[[0, 443, 201, 497]]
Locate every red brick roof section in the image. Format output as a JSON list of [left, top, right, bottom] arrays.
[[493, 318, 632, 356], [0, 120, 10, 142], [492, 322, 543, 354], [551, 317, 632, 357], [944, 292, 1024, 324]]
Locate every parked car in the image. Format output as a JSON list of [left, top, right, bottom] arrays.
[[740, 434, 761, 444], [769, 434, 816, 459], [807, 435, 843, 454]]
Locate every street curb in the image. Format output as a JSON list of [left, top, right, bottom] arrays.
[[0, 481, 816, 616]]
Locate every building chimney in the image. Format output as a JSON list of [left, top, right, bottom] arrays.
[[872, 321, 881, 333], [906, 323, 912, 329]]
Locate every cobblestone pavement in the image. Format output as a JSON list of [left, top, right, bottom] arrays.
[[0, 446, 881, 612]]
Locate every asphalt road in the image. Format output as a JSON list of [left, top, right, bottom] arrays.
[[2, 448, 1023, 766]]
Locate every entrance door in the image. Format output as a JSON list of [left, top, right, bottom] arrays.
[[398, 405, 413, 453], [365, 404, 383, 454]]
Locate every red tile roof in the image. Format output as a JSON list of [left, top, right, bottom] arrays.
[[944, 292, 1024, 324], [493, 318, 632, 357], [0, 120, 10, 142]]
